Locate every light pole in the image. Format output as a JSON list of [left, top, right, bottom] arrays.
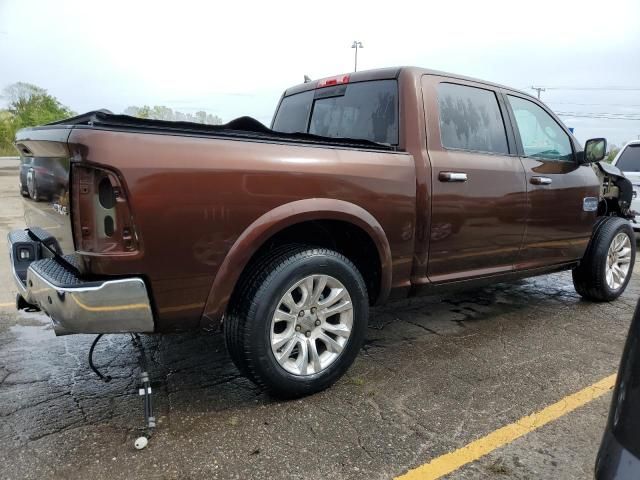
[[351, 41, 363, 72]]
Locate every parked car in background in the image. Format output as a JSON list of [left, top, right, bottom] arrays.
[[18, 156, 68, 201], [7, 67, 638, 398], [18, 156, 31, 197], [612, 141, 640, 230], [596, 298, 640, 479]]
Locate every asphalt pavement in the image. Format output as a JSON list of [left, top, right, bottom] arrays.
[[0, 158, 635, 479]]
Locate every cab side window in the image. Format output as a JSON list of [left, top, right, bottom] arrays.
[[508, 95, 573, 162], [437, 83, 509, 155]]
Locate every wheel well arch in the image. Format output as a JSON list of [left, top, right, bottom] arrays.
[[200, 199, 392, 329], [243, 219, 381, 302]]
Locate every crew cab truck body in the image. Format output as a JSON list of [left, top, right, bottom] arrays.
[[9, 67, 636, 397]]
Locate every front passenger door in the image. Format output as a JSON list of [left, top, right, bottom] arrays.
[[506, 94, 601, 268]]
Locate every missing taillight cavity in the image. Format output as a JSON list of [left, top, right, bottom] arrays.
[[71, 164, 139, 255], [104, 215, 114, 237], [98, 177, 116, 209]]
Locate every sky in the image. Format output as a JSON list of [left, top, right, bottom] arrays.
[[1, 0, 639, 147]]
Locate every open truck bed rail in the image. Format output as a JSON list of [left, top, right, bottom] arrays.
[[47, 111, 397, 151]]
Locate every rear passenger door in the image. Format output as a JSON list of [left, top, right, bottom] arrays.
[[421, 76, 527, 282], [504, 93, 601, 268]]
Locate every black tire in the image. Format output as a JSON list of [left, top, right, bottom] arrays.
[[572, 217, 636, 302], [224, 244, 305, 383], [224, 245, 368, 398]]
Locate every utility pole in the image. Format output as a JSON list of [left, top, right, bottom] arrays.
[[531, 86, 546, 99], [351, 41, 363, 72]]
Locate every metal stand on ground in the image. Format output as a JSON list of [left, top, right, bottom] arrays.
[[131, 333, 156, 449], [87, 333, 156, 450]]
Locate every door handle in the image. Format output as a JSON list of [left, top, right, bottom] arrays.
[[439, 172, 468, 182], [530, 176, 552, 185]]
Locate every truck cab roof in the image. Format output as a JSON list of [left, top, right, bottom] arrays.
[[284, 66, 535, 100]]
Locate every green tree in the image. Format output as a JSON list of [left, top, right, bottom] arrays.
[[124, 105, 222, 125], [194, 111, 207, 124], [0, 111, 15, 156], [605, 145, 620, 163], [0, 82, 75, 155], [206, 113, 223, 125], [150, 105, 174, 121]]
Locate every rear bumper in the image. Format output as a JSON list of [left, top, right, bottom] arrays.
[[9, 229, 154, 335]]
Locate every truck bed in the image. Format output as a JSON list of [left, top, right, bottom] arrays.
[[50, 111, 397, 151], [14, 114, 416, 333]]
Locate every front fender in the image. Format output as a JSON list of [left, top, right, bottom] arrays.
[[200, 198, 392, 329]]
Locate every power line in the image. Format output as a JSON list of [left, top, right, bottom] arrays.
[[547, 101, 640, 108], [545, 86, 640, 91], [520, 86, 640, 98], [555, 112, 640, 121], [556, 114, 640, 120], [556, 110, 640, 117]]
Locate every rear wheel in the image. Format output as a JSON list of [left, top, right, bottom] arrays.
[[573, 217, 635, 301], [224, 246, 368, 398]]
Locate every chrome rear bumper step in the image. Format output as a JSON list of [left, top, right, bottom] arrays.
[[8, 229, 154, 335]]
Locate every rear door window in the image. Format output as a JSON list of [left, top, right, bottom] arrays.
[[437, 83, 509, 155], [273, 80, 398, 145], [616, 144, 640, 172]]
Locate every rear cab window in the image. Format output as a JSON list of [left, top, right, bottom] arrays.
[[616, 144, 640, 172], [272, 80, 398, 146]]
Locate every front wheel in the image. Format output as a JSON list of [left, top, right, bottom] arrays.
[[573, 217, 635, 301], [225, 246, 368, 398]]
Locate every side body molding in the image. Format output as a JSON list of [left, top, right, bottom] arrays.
[[200, 198, 392, 329]]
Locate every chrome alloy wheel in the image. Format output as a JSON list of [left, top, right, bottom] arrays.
[[606, 232, 632, 290], [270, 274, 354, 376]]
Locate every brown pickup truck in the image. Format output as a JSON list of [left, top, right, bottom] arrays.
[[8, 67, 636, 398]]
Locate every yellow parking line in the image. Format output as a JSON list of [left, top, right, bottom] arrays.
[[395, 374, 617, 480], [0, 302, 14, 308]]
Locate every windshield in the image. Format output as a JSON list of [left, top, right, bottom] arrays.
[[616, 145, 640, 172], [272, 80, 398, 145]]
